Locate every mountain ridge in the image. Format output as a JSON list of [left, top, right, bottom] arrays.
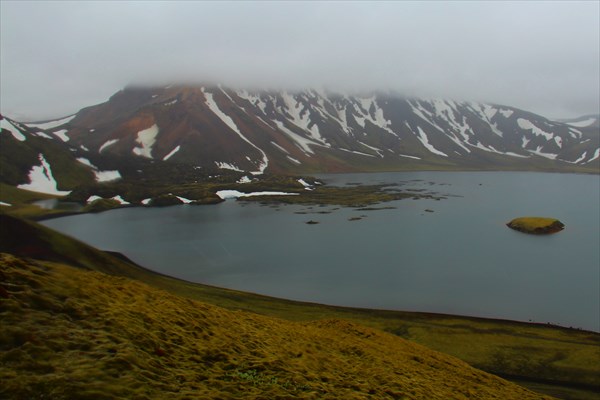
[[1, 85, 598, 195]]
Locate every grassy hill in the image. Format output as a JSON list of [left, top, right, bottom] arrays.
[[1, 214, 598, 399], [0, 253, 556, 400]]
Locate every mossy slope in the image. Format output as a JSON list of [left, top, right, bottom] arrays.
[[0, 214, 598, 398], [0, 254, 555, 399]]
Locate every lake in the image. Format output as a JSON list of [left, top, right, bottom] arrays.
[[42, 171, 600, 331]]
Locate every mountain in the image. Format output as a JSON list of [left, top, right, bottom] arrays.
[[1, 85, 598, 194]]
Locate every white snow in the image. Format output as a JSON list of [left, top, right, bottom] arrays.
[[215, 161, 244, 172], [287, 156, 301, 164], [0, 202, 12, 207], [271, 141, 289, 154], [281, 93, 320, 140], [163, 145, 181, 161], [1, 119, 26, 141], [95, 170, 121, 182], [26, 115, 75, 130], [203, 88, 268, 174], [399, 154, 422, 160], [53, 129, 69, 142], [141, 198, 152, 205], [90, 129, 95, 133], [237, 176, 251, 183], [216, 190, 299, 200], [566, 118, 597, 128], [273, 120, 321, 155], [174, 195, 193, 204], [164, 99, 178, 106], [527, 146, 558, 160], [87, 195, 103, 204], [339, 148, 376, 158], [111, 195, 130, 205], [80, 145, 89, 152], [132, 124, 159, 159], [517, 118, 554, 140], [76, 157, 120, 182], [34, 131, 53, 139], [521, 136, 530, 148], [77, 157, 95, 168], [568, 128, 582, 139], [298, 179, 313, 190], [568, 152, 587, 164], [358, 141, 384, 157], [99, 139, 119, 153], [498, 109, 514, 118], [415, 127, 448, 157], [18, 154, 71, 195], [586, 148, 600, 163], [483, 105, 497, 120], [554, 136, 563, 148], [236, 90, 269, 115]]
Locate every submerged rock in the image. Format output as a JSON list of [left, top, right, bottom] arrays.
[[506, 217, 565, 234]]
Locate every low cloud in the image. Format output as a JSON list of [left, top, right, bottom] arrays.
[[1, 1, 598, 120]]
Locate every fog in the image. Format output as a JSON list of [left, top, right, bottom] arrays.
[[1, 1, 598, 121]]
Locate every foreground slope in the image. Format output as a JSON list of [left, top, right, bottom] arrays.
[[0, 253, 555, 400], [1, 214, 599, 399]]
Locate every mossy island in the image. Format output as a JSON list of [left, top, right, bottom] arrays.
[[506, 217, 565, 234]]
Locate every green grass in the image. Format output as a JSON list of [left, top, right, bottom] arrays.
[[1, 214, 598, 399]]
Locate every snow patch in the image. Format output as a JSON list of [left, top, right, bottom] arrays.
[[1, 119, 26, 141], [586, 148, 600, 163], [0, 202, 12, 207], [237, 176, 251, 183], [132, 124, 159, 159], [498, 109, 514, 118], [111, 195, 130, 205], [271, 141, 289, 154], [95, 170, 121, 183], [216, 190, 299, 200], [141, 198, 152, 205], [215, 161, 244, 172], [174, 195, 193, 204], [34, 131, 53, 139], [53, 129, 69, 142], [415, 127, 448, 157], [87, 195, 102, 204], [399, 154, 421, 160], [517, 118, 554, 140], [273, 120, 321, 155], [203, 88, 268, 174], [99, 139, 119, 153], [287, 156, 301, 164], [77, 157, 95, 168], [527, 147, 557, 160], [339, 148, 376, 158], [18, 154, 71, 195], [163, 145, 181, 161]]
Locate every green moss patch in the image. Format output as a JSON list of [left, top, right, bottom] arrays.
[[506, 217, 565, 234]]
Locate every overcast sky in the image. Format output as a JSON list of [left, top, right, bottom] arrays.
[[1, 1, 598, 121]]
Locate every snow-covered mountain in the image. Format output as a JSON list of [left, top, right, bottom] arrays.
[[1, 85, 598, 193]]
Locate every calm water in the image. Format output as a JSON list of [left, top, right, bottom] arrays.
[[42, 172, 600, 331]]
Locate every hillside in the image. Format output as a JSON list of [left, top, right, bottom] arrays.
[[0, 252, 557, 400], [1, 214, 599, 399]]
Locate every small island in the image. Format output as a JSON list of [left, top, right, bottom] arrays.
[[506, 217, 565, 234]]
